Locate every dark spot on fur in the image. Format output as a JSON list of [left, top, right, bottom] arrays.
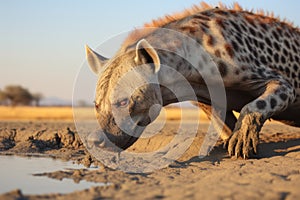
[[245, 38, 254, 52], [254, 59, 260, 66], [294, 38, 300, 47], [265, 38, 272, 47], [281, 56, 286, 64], [244, 56, 250, 63], [253, 49, 258, 58], [293, 64, 298, 71], [283, 49, 288, 56], [235, 69, 240, 75], [279, 93, 288, 101], [176, 61, 183, 70], [259, 42, 265, 50], [200, 22, 209, 29], [267, 56, 272, 63], [215, 50, 221, 58], [285, 67, 290, 75], [224, 43, 234, 58], [249, 27, 256, 36], [284, 40, 291, 49], [267, 48, 273, 55], [274, 53, 279, 63], [270, 98, 277, 109], [293, 80, 298, 88], [241, 65, 248, 71], [292, 44, 297, 52], [289, 54, 294, 62], [253, 38, 258, 47], [284, 30, 291, 38], [215, 18, 224, 28], [277, 27, 283, 36], [257, 32, 263, 39], [260, 56, 268, 65], [240, 24, 247, 32], [272, 31, 279, 41], [278, 66, 284, 72], [273, 42, 280, 51], [230, 21, 241, 32], [217, 61, 228, 77], [231, 40, 239, 52], [235, 33, 243, 44], [256, 100, 267, 110], [260, 23, 268, 31], [207, 35, 214, 46]]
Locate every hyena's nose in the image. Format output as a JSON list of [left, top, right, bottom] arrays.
[[87, 129, 106, 149], [87, 129, 120, 152]]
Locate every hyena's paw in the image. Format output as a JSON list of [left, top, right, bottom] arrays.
[[228, 112, 263, 159]]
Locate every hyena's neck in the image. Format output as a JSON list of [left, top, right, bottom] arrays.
[[144, 32, 221, 106]]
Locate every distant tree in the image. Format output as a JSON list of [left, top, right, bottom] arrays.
[[4, 85, 33, 106], [77, 99, 89, 107], [0, 90, 8, 105], [32, 93, 43, 107]]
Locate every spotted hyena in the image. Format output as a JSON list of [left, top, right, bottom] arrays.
[[85, 3, 300, 158]]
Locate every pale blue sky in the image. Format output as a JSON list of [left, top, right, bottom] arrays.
[[1, 0, 299, 100]]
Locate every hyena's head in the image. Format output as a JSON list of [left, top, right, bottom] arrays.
[[86, 39, 163, 151]]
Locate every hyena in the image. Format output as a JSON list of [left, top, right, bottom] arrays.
[[85, 3, 300, 158]]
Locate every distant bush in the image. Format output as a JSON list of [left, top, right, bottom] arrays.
[[0, 85, 43, 106]]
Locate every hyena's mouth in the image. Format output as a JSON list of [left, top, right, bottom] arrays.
[[87, 129, 140, 151]]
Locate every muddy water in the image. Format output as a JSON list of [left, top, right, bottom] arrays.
[[0, 155, 102, 194]]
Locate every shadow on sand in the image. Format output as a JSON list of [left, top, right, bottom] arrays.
[[173, 138, 300, 167]]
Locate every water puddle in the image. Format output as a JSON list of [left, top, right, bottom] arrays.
[[0, 155, 103, 195]]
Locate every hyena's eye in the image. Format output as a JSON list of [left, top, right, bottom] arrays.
[[114, 98, 129, 108], [93, 101, 99, 110]]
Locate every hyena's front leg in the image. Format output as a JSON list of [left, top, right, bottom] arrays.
[[228, 80, 296, 158], [196, 102, 236, 141]]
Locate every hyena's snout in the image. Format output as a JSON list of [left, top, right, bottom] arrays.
[[87, 129, 119, 152]]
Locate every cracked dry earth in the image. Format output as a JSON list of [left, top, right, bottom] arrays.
[[0, 120, 300, 200]]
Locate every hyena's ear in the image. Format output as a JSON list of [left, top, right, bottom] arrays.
[[135, 39, 160, 73], [85, 45, 108, 74]]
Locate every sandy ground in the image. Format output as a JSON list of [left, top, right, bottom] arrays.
[[0, 119, 300, 200]]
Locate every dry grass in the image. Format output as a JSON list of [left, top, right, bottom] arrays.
[[0, 106, 73, 121], [0, 106, 209, 121]]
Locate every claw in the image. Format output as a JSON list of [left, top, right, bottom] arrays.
[[223, 139, 229, 149], [228, 142, 235, 156], [234, 147, 240, 158], [228, 134, 238, 156], [235, 152, 239, 158], [253, 145, 258, 155]]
